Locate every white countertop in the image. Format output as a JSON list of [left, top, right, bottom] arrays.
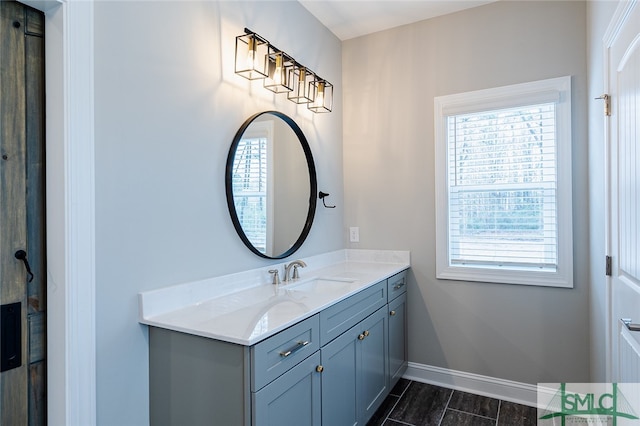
[[138, 249, 410, 346]]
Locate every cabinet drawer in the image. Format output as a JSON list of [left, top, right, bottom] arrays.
[[251, 314, 320, 391], [319, 281, 386, 346], [387, 270, 407, 301]]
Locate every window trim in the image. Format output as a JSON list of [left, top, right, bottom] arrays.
[[434, 76, 573, 288]]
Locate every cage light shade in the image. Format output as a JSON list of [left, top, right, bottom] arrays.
[[308, 80, 333, 113], [235, 32, 269, 80], [287, 65, 314, 104], [264, 47, 294, 93]]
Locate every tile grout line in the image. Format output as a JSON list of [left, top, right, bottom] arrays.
[[387, 420, 413, 426], [380, 380, 411, 426], [436, 388, 455, 426], [374, 380, 534, 426], [380, 396, 403, 425], [446, 407, 498, 421]]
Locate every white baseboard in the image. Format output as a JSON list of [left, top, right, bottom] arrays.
[[404, 362, 539, 407]]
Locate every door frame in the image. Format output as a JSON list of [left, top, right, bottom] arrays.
[[603, 0, 638, 383], [20, 0, 96, 424]]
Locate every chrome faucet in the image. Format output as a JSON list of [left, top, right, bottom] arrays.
[[283, 260, 307, 282]]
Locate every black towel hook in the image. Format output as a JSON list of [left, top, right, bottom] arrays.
[[319, 191, 336, 208], [14, 250, 34, 283]]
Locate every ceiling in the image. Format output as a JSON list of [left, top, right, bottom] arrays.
[[298, 0, 498, 40]]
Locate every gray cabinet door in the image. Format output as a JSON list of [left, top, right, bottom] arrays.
[[320, 325, 359, 426], [321, 306, 389, 426], [358, 307, 388, 424], [388, 292, 407, 388], [253, 351, 321, 426]]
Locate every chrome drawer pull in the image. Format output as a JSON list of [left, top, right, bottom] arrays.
[[280, 340, 309, 357], [621, 318, 640, 332], [393, 281, 405, 290]]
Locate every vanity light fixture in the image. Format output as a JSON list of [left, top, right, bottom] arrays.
[[264, 48, 294, 93], [235, 30, 269, 80], [234, 28, 333, 113], [308, 79, 333, 113], [287, 64, 315, 104]]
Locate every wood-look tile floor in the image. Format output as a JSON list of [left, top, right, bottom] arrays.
[[367, 379, 537, 426]]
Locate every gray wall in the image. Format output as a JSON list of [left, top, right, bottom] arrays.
[[343, 1, 590, 384], [94, 2, 342, 424]]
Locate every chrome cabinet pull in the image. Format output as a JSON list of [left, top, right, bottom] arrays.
[[393, 281, 405, 290], [621, 318, 640, 332], [390, 310, 396, 316], [358, 330, 370, 341], [279, 340, 309, 357], [316, 365, 324, 373]]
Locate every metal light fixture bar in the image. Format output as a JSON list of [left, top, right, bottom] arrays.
[[235, 28, 333, 113]]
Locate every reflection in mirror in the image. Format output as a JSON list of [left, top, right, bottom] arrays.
[[226, 111, 317, 259]]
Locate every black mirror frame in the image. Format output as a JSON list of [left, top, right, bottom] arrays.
[[225, 111, 318, 259]]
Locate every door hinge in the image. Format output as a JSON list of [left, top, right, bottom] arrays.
[[595, 94, 611, 116], [606, 255, 612, 276]]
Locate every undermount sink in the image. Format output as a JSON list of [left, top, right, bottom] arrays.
[[286, 276, 356, 292]]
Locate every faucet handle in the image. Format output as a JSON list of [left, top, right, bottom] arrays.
[[268, 269, 281, 285], [292, 265, 301, 280]]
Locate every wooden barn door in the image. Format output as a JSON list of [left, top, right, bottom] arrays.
[[0, 1, 46, 424]]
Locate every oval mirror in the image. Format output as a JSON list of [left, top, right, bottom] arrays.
[[225, 111, 317, 259]]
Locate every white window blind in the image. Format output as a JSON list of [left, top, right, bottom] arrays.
[[448, 103, 557, 270], [232, 136, 268, 253], [435, 76, 573, 288]]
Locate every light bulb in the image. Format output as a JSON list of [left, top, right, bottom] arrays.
[[314, 82, 325, 107], [274, 54, 283, 85], [246, 36, 256, 69], [297, 68, 306, 94]]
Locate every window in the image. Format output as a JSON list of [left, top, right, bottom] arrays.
[[231, 121, 273, 254], [434, 76, 573, 287]]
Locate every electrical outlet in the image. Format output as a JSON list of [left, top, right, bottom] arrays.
[[349, 227, 360, 243]]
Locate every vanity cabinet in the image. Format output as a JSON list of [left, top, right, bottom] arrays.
[[148, 270, 407, 426], [387, 271, 408, 389], [388, 292, 407, 387], [320, 300, 388, 425]]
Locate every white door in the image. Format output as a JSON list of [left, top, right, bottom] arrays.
[[606, 0, 640, 383]]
